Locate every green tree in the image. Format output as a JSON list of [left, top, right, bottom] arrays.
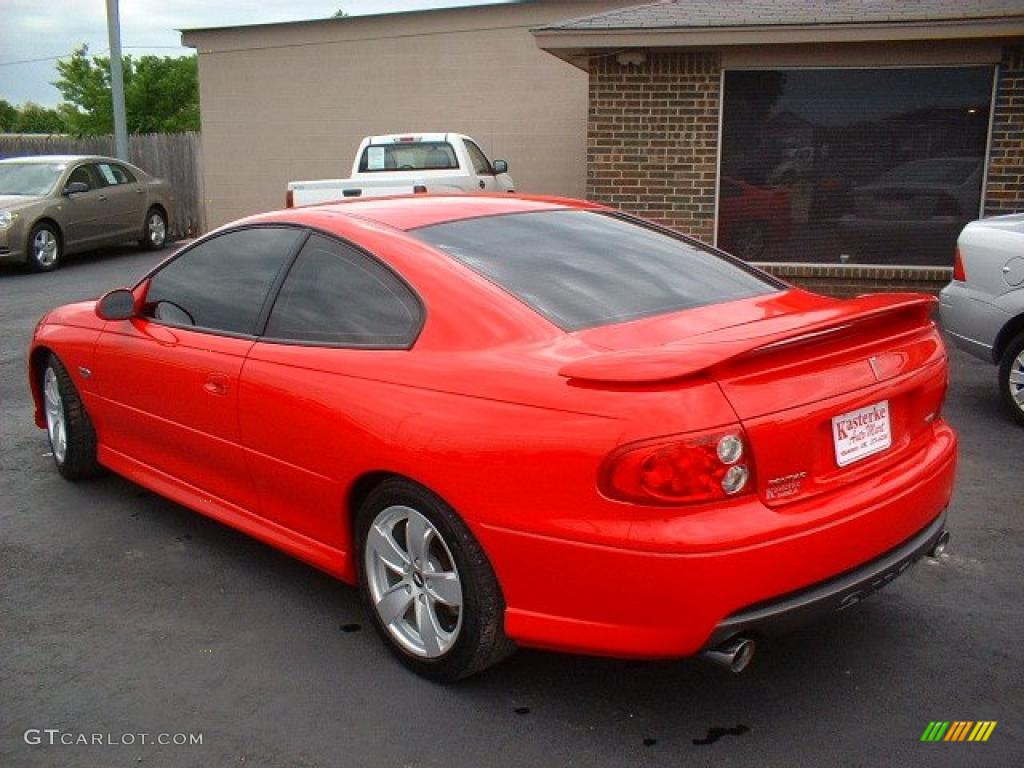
[[13, 102, 66, 133], [54, 45, 199, 136], [125, 54, 200, 133], [0, 99, 19, 132]]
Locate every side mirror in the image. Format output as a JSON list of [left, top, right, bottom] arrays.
[[64, 181, 89, 196], [96, 288, 136, 321], [492, 159, 508, 174]]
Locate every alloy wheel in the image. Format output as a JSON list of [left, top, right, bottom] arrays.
[[1010, 349, 1024, 411], [364, 504, 463, 658], [34, 229, 59, 267], [149, 212, 167, 247], [43, 367, 67, 463]]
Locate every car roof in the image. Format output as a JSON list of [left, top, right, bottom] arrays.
[[289, 194, 605, 231], [365, 133, 451, 144], [0, 155, 130, 166]]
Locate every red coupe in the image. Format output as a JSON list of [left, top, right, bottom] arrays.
[[29, 195, 956, 681]]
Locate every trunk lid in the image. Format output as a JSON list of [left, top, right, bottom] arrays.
[[565, 290, 948, 507]]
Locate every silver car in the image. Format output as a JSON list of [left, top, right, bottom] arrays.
[[0, 155, 174, 272], [939, 213, 1024, 425]]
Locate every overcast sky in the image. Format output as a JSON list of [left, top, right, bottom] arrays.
[[0, 0, 513, 107]]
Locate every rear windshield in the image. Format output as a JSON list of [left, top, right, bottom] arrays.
[[414, 210, 780, 331], [358, 142, 458, 172]]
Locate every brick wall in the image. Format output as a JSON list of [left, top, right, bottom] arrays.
[[984, 45, 1024, 216], [757, 263, 952, 298], [587, 51, 720, 241]]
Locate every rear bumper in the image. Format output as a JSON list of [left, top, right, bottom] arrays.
[[938, 281, 1007, 363], [703, 510, 946, 648], [482, 422, 957, 659]]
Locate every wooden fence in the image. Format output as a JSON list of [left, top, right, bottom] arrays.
[[0, 132, 205, 238]]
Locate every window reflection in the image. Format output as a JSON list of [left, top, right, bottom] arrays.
[[719, 68, 993, 266]]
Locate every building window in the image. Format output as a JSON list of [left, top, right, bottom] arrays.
[[718, 67, 994, 266]]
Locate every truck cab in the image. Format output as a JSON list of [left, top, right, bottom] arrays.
[[287, 133, 514, 206]]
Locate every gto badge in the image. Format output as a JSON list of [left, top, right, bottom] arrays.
[[766, 471, 807, 500]]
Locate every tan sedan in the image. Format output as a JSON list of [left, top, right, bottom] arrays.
[[0, 155, 174, 272]]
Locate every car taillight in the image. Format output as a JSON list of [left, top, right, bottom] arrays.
[[286, 189, 294, 208], [953, 247, 966, 282], [600, 429, 754, 505]]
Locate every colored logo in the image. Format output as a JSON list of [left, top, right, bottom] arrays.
[[921, 721, 997, 742]]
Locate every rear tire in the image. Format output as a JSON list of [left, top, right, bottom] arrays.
[[42, 354, 102, 480], [356, 478, 514, 682], [998, 331, 1024, 426], [141, 207, 167, 251]]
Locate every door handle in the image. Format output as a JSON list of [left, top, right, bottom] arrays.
[[97, 194, 108, 202], [478, 179, 486, 189], [203, 372, 231, 396], [136, 187, 144, 194]]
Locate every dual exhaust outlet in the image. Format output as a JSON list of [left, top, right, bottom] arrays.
[[702, 529, 951, 674]]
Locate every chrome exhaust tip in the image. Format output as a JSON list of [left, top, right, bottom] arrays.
[[701, 637, 756, 673], [929, 530, 951, 558]]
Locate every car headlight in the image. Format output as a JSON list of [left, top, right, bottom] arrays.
[[0, 210, 17, 229]]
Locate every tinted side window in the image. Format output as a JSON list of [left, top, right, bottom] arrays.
[[144, 227, 303, 335], [464, 140, 492, 175], [265, 234, 421, 346]]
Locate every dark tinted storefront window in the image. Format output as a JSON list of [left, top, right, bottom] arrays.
[[719, 68, 993, 266]]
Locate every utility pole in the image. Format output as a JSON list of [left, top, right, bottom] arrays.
[[105, 0, 129, 160]]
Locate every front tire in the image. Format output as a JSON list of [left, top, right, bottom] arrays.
[[999, 331, 1024, 426], [142, 207, 167, 251], [356, 479, 514, 682], [27, 222, 61, 272], [42, 354, 101, 480]]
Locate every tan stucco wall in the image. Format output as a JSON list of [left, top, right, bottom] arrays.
[[183, 1, 625, 229]]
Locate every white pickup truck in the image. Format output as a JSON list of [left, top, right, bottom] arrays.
[[286, 133, 515, 207]]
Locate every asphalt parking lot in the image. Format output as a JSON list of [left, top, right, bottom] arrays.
[[1, 245, 1022, 768]]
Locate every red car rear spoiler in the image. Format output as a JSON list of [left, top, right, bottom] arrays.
[[558, 293, 938, 384]]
